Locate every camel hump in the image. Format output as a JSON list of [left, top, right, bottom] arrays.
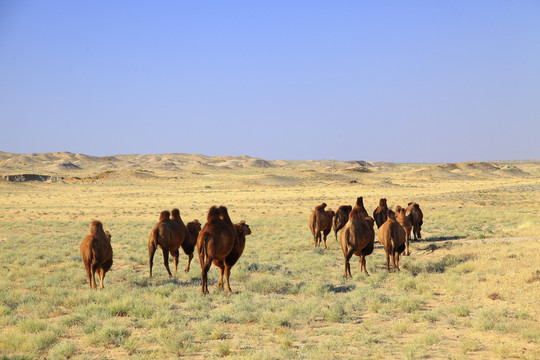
[[207, 206, 220, 222], [315, 203, 327, 212], [171, 208, 181, 219], [356, 197, 364, 207], [159, 210, 171, 222], [218, 206, 233, 225], [349, 206, 363, 219], [90, 220, 104, 236]]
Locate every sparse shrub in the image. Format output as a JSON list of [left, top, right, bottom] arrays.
[[16, 319, 48, 333], [459, 338, 482, 354], [452, 305, 471, 317], [49, 341, 77, 359], [216, 341, 231, 357], [397, 295, 422, 313], [245, 275, 291, 294]]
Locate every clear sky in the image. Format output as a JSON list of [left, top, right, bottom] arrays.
[[1, 1, 539, 163]]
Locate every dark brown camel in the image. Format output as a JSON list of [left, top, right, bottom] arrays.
[[80, 220, 113, 289], [378, 210, 406, 272], [340, 204, 375, 278], [373, 198, 388, 228], [333, 205, 352, 242], [213, 221, 251, 291], [406, 202, 424, 240], [148, 209, 188, 278], [180, 219, 202, 273], [197, 206, 237, 295], [309, 203, 334, 248], [395, 205, 412, 255]]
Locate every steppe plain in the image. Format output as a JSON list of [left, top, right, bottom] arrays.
[[0, 152, 539, 359]]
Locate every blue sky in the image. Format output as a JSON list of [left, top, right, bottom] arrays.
[[1, 1, 539, 162]]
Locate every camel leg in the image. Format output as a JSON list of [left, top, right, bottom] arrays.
[[148, 243, 157, 277], [91, 261, 99, 288], [98, 268, 105, 289], [395, 252, 401, 271], [323, 233, 328, 249], [385, 252, 390, 272], [406, 235, 410, 256], [215, 261, 225, 289], [184, 253, 193, 273], [224, 264, 232, 292], [171, 249, 179, 277], [162, 250, 173, 278], [360, 255, 370, 276], [201, 260, 212, 295], [343, 251, 353, 278], [84, 261, 92, 288]]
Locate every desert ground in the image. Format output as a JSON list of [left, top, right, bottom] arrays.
[[0, 152, 539, 359]]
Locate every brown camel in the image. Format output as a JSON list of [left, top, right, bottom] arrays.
[[180, 219, 202, 273], [148, 209, 188, 278], [213, 221, 251, 291], [373, 198, 388, 228], [80, 220, 113, 289], [406, 202, 424, 240], [395, 205, 412, 255], [333, 205, 352, 242], [340, 204, 375, 278], [378, 210, 406, 272], [197, 206, 237, 295], [309, 203, 334, 248]]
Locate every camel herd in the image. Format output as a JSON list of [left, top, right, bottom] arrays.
[[80, 199, 422, 294], [309, 198, 423, 277]]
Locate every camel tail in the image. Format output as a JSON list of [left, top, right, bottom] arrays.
[[201, 232, 210, 265], [150, 226, 161, 248], [390, 226, 399, 253], [310, 214, 317, 236]]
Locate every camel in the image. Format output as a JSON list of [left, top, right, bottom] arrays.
[[378, 210, 406, 272], [148, 209, 188, 278], [309, 203, 334, 248], [373, 198, 388, 228], [180, 219, 202, 273], [333, 205, 352, 242], [340, 204, 375, 278], [406, 202, 424, 240], [395, 205, 412, 255], [80, 220, 113, 289], [197, 206, 237, 295], [213, 221, 251, 291]]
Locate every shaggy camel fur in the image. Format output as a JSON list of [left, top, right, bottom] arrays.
[[80, 220, 113, 289], [340, 204, 375, 277], [373, 198, 389, 228], [378, 210, 406, 272], [148, 209, 188, 278], [406, 202, 424, 240], [309, 203, 334, 248], [213, 221, 251, 291], [333, 205, 352, 242], [197, 206, 237, 295], [395, 205, 412, 255]]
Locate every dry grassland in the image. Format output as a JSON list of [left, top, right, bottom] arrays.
[[0, 153, 539, 359]]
